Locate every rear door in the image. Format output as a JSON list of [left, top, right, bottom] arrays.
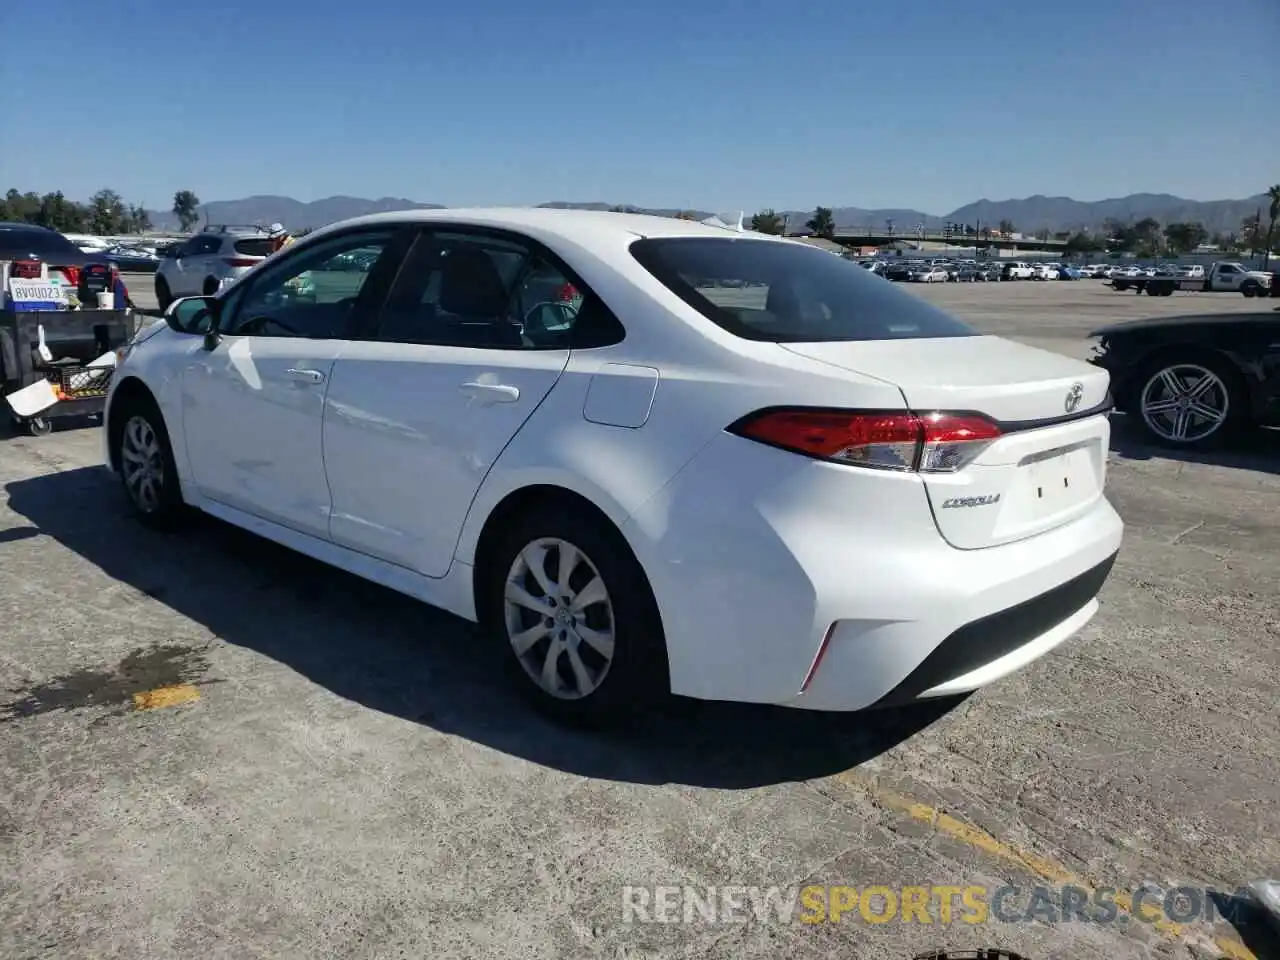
[[322, 227, 592, 577], [170, 235, 220, 296], [780, 336, 1112, 549]]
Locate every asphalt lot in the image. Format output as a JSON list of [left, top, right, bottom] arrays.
[[2, 279, 1278, 960]]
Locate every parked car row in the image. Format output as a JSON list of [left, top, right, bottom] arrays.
[[862, 258, 1090, 283]]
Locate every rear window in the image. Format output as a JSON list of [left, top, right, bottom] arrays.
[[234, 238, 276, 257], [0, 226, 83, 259], [630, 237, 977, 342]]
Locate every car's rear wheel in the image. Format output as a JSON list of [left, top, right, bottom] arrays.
[[480, 506, 667, 725], [1135, 354, 1245, 449], [113, 400, 185, 526], [155, 276, 172, 311]]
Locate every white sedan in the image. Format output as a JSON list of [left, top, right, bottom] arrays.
[[104, 208, 1123, 723], [910, 266, 949, 283]]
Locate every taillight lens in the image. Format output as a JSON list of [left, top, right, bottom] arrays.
[[728, 409, 1001, 473], [223, 257, 259, 268], [59, 265, 81, 286]]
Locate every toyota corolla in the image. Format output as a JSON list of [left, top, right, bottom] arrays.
[[104, 208, 1122, 723]]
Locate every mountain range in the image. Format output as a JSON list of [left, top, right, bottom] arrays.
[[146, 192, 1272, 237]]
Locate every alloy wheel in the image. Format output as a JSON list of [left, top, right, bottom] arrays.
[[1139, 363, 1229, 444], [120, 415, 166, 513], [503, 537, 616, 700]]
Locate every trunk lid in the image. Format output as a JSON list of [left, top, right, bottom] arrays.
[[779, 336, 1113, 549]]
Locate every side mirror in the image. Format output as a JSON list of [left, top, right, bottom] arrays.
[[165, 296, 221, 346]]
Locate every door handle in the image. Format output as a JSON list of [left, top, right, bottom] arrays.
[[286, 367, 326, 384], [460, 381, 520, 403]]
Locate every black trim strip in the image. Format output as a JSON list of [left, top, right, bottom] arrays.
[[868, 552, 1118, 709]]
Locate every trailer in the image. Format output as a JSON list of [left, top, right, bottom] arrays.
[[1111, 261, 1273, 297]]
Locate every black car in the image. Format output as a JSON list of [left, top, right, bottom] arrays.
[[1090, 312, 1280, 449], [0, 223, 131, 308], [883, 262, 912, 282]]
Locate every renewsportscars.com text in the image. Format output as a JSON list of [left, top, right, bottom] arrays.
[[621, 884, 1252, 926]]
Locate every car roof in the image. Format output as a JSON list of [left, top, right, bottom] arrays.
[[305, 206, 791, 248]]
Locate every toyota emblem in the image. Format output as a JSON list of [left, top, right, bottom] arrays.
[[1064, 382, 1084, 413]]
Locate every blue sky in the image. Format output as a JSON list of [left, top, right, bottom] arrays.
[[3, 0, 1277, 215]]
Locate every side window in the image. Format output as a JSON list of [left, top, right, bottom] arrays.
[[375, 230, 624, 350], [220, 231, 396, 339]]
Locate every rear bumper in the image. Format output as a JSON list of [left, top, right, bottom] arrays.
[[623, 432, 1123, 711]]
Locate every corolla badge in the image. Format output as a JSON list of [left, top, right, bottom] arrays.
[[1064, 382, 1084, 413]]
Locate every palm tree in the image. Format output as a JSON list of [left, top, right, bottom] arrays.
[[805, 206, 835, 240], [1264, 184, 1280, 270]]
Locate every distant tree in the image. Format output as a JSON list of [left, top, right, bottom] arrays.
[[1034, 227, 1051, 242], [1241, 212, 1264, 256], [172, 190, 201, 231], [1264, 184, 1280, 269], [34, 191, 84, 232], [750, 209, 785, 235], [125, 204, 153, 234], [1, 188, 41, 222], [1133, 217, 1161, 255], [1065, 232, 1104, 256], [997, 218, 1015, 237], [1162, 221, 1208, 254], [805, 206, 835, 239], [88, 188, 126, 234]]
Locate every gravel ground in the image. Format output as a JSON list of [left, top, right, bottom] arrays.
[[1, 279, 1277, 960]]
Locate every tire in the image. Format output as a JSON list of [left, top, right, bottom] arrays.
[[26, 416, 53, 437], [1132, 352, 1247, 450], [155, 276, 172, 312], [111, 396, 185, 527], [479, 505, 668, 726], [1241, 281, 1258, 298]]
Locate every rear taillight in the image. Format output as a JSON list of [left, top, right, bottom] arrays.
[[58, 265, 81, 286], [223, 257, 258, 268], [728, 409, 1002, 473]]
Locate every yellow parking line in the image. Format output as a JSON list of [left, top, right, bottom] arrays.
[[131, 684, 200, 710], [838, 773, 1257, 959]]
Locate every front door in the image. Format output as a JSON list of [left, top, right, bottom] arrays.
[[323, 228, 599, 577], [180, 227, 406, 538]]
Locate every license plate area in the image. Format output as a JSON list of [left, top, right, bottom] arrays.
[[1003, 442, 1100, 531]]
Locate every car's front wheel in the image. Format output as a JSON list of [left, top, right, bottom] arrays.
[[481, 506, 667, 725], [1135, 354, 1245, 449], [113, 400, 185, 526]]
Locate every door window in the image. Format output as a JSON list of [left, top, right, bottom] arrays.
[[374, 229, 623, 349], [220, 231, 397, 339]]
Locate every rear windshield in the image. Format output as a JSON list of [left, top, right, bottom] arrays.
[[629, 237, 977, 342], [234, 238, 276, 257]]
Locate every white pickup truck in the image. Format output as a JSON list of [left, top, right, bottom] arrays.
[[1111, 261, 1273, 297]]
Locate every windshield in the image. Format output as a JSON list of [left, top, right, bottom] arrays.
[[631, 237, 976, 342], [0, 226, 82, 259]]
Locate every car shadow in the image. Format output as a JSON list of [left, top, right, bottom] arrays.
[[3, 466, 962, 788], [1109, 413, 1280, 476]]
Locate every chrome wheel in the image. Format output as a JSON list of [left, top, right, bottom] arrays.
[[120, 415, 166, 513], [503, 537, 616, 701], [1139, 363, 1229, 444]]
